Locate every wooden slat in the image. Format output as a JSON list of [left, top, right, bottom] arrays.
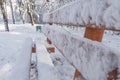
[[47, 22, 120, 31]]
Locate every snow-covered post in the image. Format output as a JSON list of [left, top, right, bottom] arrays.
[[84, 24, 105, 42]]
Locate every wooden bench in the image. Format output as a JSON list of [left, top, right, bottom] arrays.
[[42, 0, 120, 79], [41, 25, 120, 80]]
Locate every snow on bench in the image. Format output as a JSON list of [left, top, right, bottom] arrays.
[[36, 33, 59, 80], [0, 33, 33, 80], [43, 0, 120, 31], [41, 25, 120, 80]]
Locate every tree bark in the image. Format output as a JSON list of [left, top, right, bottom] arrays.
[[17, 0, 25, 24], [10, 0, 15, 24], [0, 0, 9, 31], [27, 0, 34, 26]]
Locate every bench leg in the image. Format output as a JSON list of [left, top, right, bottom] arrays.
[[73, 69, 86, 80], [32, 44, 36, 53]]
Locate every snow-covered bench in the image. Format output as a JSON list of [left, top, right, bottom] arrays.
[[0, 33, 32, 80], [36, 35, 59, 80], [43, 0, 120, 31], [42, 25, 120, 80], [42, 0, 120, 79]]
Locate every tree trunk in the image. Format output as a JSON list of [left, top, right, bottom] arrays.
[[17, 0, 25, 24], [27, 1, 34, 26], [0, 0, 9, 31], [10, 0, 15, 24], [28, 12, 34, 25], [19, 8, 25, 24]]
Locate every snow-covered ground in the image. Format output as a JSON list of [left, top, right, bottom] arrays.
[[0, 23, 120, 80]]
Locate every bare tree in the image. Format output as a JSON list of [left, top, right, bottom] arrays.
[[17, 0, 25, 24], [10, 0, 15, 24], [0, 0, 9, 31], [26, 0, 34, 25], [50, 0, 76, 11]]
